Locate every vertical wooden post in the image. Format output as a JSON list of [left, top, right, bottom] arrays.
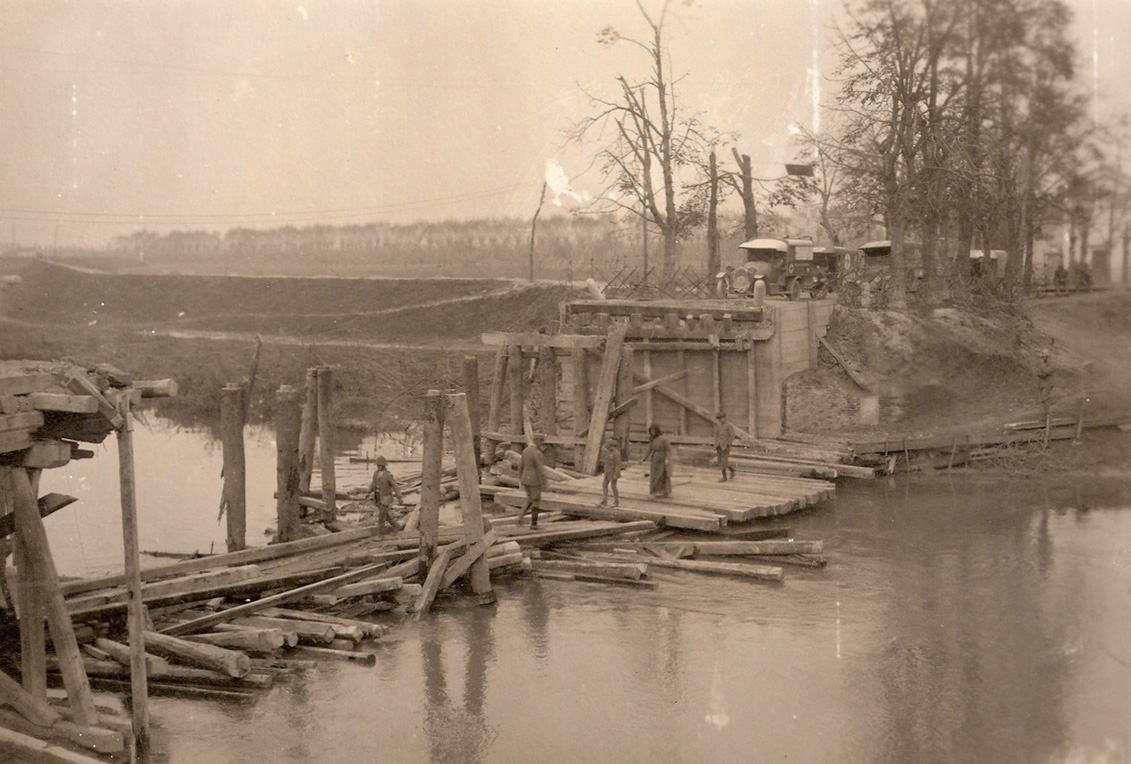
[[713, 348, 722, 415], [507, 344, 525, 450], [642, 350, 654, 430], [539, 347, 558, 437], [419, 391, 445, 569], [220, 384, 246, 552], [582, 322, 628, 475], [614, 345, 633, 457], [753, 318, 783, 437], [10, 468, 98, 726], [445, 394, 492, 595], [484, 349, 507, 466], [463, 356, 482, 468], [116, 398, 149, 749], [677, 349, 688, 436], [275, 385, 302, 543], [298, 368, 319, 493], [317, 367, 336, 520], [3, 467, 44, 699], [746, 347, 759, 436], [571, 349, 589, 467]]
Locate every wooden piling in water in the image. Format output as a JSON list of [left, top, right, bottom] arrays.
[[115, 397, 150, 750], [275, 385, 302, 543], [419, 391, 444, 568], [220, 383, 246, 552], [298, 368, 318, 493], [485, 348, 507, 464], [445, 393, 492, 596], [2, 467, 46, 701], [317, 367, 336, 520], [463, 356, 482, 468], [507, 344, 524, 450]]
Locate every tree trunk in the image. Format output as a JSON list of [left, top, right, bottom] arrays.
[[706, 150, 720, 276]]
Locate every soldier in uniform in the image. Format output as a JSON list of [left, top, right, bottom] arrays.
[[368, 455, 404, 536]]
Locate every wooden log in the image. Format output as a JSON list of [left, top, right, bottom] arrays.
[[571, 348, 589, 466], [487, 552, 526, 570], [532, 559, 646, 580], [324, 575, 404, 600], [507, 345, 524, 449], [131, 379, 178, 398], [184, 629, 286, 654], [622, 555, 783, 581], [675, 540, 822, 556], [0, 394, 36, 413], [16, 441, 71, 469], [463, 356, 482, 468], [229, 616, 335, 644], [0, 410, 44, 433], [54, 658, 270, 690], [413, 545, 455, 618], [214, 623, 298, 648], [0, 667, 60, 727], [0, 372, 57, 397], [275, 385, 302, 543], [440, 529, 498, 589], [539, 347, 558, 439], [492, 491, 723, 531], [614, 346, 633, 457], [0, 707, 123, 756], [258, 608, 387, 639], [10, 468, 99, 726], [92, 639, 169, 676], [298, 368, 318, 494], [419, 390, 444, 568], [160, 560, 394, 636], [220, 384, 246, 553], [143, 631, 250, 678], [317, 367, 336, 519], [485, 348, 507, 463], [631, 369, 689, 395], [291, 646, 376, 666], [446, 393, 492, 595], [26, 393, 99, 414], [487, 540, 521, 558], [582, 322, 628, 474]]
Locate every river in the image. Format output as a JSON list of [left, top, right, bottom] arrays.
[[36, 418, 1131, 764]]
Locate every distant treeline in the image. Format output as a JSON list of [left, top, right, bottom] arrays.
[[98, 215, 764, 280]]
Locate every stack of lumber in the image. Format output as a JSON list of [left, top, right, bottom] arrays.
[[488, 464, 833, 531], [730, 433, 875, 480], [0, 361, 175, 463], [31, 515, 658, 707]]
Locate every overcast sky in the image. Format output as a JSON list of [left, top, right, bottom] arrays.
[[2, 0, 1129, 247]]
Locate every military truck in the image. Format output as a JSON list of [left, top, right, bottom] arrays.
[[717, 237, 826, 300]]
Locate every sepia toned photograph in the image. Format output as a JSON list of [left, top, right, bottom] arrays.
[[0, 1, 1129, 762]]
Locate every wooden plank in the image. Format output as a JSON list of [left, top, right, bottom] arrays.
[[0, 492, 76, 539], [27, 393, 100, 414], [0, 373, 58, 397], [571, 348, 589, 466], [493, 491, 723, 531], [91, 639, 169, 676], [532, 559, 646, 580], [419, 391, 444, 566], [0, 411, 43, 433], [582, 322, 628, 474], [220, 385, 246, 552], [0, 395, 36, 414], [275, 385, 303, 543], [446, 393, 492, 595], [17, 441, 71, 469], [629, 370, 754, 440], [325, 575, 403, 600], [413, 545, 455, 618], [0, 720, 120, 763], [566, 299, 764, 321], [317, 367, 336, 519], [440, 529, 498, 589], [63, 372, 122, 428], [159, 559, 394, 636], [481, 332, 604, 348], [0, 668, 60, 727], [298, 368, 318, 494], [618, 554, 784, 581]]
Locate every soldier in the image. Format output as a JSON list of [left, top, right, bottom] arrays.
[[713, 411, 738, 482], [598, 435, 622, 507], [368, 456, 403, 536], [516, 435, 546, 529]]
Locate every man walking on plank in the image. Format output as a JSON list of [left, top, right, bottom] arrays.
[[713, 411, 738, 482], [368, 455, 404, 536], [516, 435, 546, 529]]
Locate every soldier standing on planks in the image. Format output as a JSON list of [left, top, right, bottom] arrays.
[[643, 424, 672, 499], [516, 435, 546, 529], [598, 434, 622, 507], [369, 455, 404, 536], [713, 412, 738, 482]]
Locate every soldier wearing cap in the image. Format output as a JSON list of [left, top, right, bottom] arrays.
[[368, 455, 403, 535], [516, 434, 546, 529]]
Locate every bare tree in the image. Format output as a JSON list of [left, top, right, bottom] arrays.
[[570, 0, 712, 278]]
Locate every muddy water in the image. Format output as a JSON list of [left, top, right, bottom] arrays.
[[37, 420, 1131, 764]]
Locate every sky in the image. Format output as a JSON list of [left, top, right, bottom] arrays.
[[1, 0, 1129, 247]]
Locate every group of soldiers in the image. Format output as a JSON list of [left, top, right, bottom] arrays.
[[366, 410, 743, 531]]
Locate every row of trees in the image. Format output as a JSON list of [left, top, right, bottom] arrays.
[[572, 0, 1128, 307]]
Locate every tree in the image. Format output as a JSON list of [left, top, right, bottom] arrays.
[[571, 0, 713, 278]]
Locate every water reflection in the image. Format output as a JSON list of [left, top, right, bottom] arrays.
[[420, 610, 498, 764]]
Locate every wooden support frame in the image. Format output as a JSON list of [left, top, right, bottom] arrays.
[[581, 322, 628, 475], [507, 344, 525, 450], [444, 393, 492, 596], [485, 348, 507, 463]]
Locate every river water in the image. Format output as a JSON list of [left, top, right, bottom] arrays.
[[35, 418, 1131, 764]]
